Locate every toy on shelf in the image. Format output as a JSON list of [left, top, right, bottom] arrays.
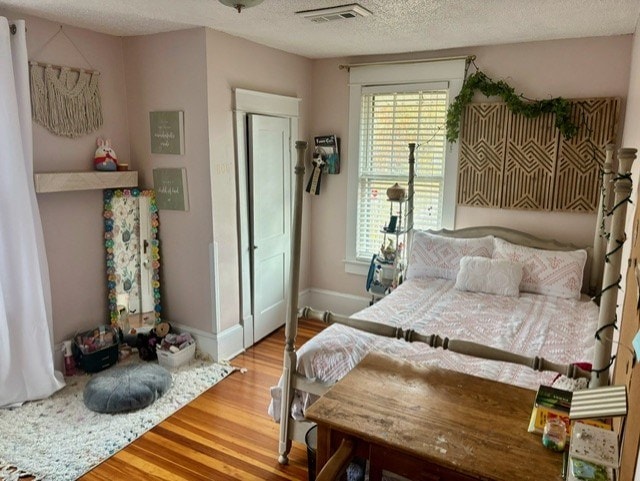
[[94, 137, 118, 171]]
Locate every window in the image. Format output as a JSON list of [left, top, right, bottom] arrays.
[[345, 59, 466, 271], [356, 85, 448, 259]]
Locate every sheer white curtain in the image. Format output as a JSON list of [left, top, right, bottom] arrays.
[[0, 18, 64, 407]]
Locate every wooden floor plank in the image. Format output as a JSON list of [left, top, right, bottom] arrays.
[[79, 318, 324, 481]]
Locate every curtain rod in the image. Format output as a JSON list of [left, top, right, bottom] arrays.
[[338, 54, 475, 71], [29, 60, 100, 75]]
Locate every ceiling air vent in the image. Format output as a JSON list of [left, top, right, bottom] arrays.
[[295, 3, 372, 23]]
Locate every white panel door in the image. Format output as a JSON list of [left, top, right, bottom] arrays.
[[248, 114, 291, 342]]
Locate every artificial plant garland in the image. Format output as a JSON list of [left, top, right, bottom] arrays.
[[446, 70, 579, 143]]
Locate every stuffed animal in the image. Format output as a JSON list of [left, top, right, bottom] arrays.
[[94, 137, 118, 171], [136, 322, 171, 361]]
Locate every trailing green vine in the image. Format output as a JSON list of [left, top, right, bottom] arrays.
[[446, 70, 579, 143]]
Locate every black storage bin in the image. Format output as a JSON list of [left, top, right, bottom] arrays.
[[305, 425, 317, 481], [73, 325, 119, 373]]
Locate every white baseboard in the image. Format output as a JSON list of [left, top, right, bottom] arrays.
[[297, 288, 311, 311], [170, 288, 366, 361], [171, 322, 245, 362], [304, 288, 369, 316]]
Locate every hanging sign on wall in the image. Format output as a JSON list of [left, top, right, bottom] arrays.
[[149, 111, 185, 155], [153, 168, 189, 211]]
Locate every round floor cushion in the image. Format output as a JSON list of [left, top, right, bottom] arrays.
[[83, 363, 172, 413]]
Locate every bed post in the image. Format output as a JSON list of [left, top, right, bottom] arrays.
[[591, 144, 615, 294], [278, 140, 307, 464], [592, 147, 636, 387], [407, 143, 415, 233]]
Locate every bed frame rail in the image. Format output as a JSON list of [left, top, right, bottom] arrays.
[[300, 307, 591, 380]]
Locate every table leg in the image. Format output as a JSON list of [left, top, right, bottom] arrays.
[[369, 455, 384, 481], [316, 425, 330, 477]]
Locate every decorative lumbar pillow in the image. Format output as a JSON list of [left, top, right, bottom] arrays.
[[455, 256, 523, 297], [406, 231, 494, 280], [492, 237, 587, 299], [83, 363, 172, 413]]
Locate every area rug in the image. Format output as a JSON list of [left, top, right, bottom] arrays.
[[0, 356, 235, 481]]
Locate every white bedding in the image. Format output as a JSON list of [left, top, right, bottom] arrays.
[[269, 277, 598, 421]]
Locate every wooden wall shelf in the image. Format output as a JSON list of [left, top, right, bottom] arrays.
[[34, 171, 138, 193]]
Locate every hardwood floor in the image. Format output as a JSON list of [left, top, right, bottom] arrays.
[[81, 319, 324, 481]]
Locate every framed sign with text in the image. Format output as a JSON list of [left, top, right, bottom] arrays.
[[153, 168, 189, 211], [149, 111, 185, 155]]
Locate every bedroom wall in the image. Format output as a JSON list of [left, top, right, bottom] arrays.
[[123, 27, 312, 353], [2, 10, 312, 358], [123, 29, 212, 336], [0, 12, 131, 346], [203, 28, 313, 333], [308, 35, 633, 303]]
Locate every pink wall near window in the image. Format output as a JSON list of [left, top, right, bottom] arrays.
[[308, 35, 633, 298]]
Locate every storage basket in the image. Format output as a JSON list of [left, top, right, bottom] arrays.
[[73, 325, 119, 373], [157, 341, 195, 369]]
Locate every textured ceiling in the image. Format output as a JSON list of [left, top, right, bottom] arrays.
[[0, 0, 639, 59]]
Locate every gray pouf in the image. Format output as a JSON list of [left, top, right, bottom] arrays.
[[83, 363, 172, 413]]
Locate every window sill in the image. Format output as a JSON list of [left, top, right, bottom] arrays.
[[344, 259, 369, 277]]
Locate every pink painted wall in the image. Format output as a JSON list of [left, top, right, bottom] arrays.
[[0, 12, 131, 345], [308, 35, 633, 298], [123, 28, 312, 335], [1, 10, 312, 347], [123, 29, 213, 333], [204, 28, 312, 332]]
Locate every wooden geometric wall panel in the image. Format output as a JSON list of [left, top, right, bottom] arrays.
[[502, 112, 559, 210], [554, 98, 620, 212], [457, 103, 509, 207], [457, 97, 620, 213]]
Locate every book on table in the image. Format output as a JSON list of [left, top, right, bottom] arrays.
[[528, 385, 572, 434], [528, 385, 611, 436], [566, 457, 613, 481], [565, 423, 619, 481], [569, 385, 627, 421]]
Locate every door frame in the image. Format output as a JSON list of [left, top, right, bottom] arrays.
[[233, 88, 300, 349]]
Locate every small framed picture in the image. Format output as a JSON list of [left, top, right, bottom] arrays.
[[149, 111, 185, 155], [153, 168, 189, 211]]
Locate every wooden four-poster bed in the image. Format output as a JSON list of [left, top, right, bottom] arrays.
[[272, 140, 637, 465]]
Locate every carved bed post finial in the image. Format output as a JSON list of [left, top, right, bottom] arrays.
[[278, 140, 307, 464], [591, 144, 615, 294], [592, 147, 636, 387]]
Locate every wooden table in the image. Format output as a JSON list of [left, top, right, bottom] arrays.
[[305, 352, 564, 481]]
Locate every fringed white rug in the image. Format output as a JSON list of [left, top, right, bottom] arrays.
[[0, 356, 235, 481]]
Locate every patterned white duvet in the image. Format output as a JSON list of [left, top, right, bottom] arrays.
[[270, 277, 598, 421]]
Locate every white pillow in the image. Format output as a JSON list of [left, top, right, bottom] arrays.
[[492, 238, 587, 299], [406, 232, 494, 281], [455, 256, 523, 297]]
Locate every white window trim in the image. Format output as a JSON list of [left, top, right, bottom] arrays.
[[345, 60, 466, 275]]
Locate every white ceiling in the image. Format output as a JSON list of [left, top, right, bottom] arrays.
[[1, 0, 639, 59]]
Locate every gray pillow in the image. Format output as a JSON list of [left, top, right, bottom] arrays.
[[84, 363, 172, 413]]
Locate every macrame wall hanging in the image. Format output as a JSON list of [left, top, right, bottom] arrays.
[[29, 26, 103, 138]]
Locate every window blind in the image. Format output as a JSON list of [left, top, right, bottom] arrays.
[[356, 87, 448, 259]]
